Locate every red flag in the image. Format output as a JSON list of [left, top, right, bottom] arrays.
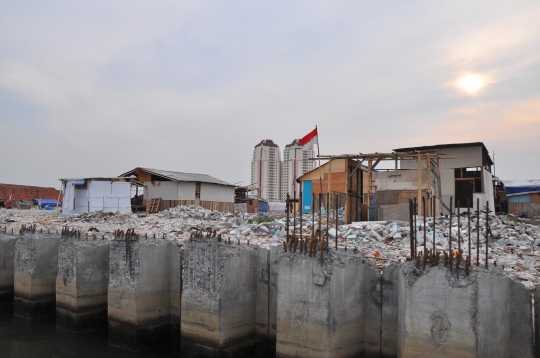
[[299, 127, 318, 150]]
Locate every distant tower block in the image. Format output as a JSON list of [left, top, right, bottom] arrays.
[[56, 233, 110, 333], [0, 228, 17, 307], [14, 230, 61, 319], [181, 238, 258, 357], [107, 236, 173, 352], [250, 139, 282, 202]]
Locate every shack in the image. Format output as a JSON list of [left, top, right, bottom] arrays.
[[297, 158, 374, 223], [120, 167, 235, 213], [0, 183, 61, 209], [394, 142, 495, 214], [503, 179, 540, 216], [60, 178, 131, 215]]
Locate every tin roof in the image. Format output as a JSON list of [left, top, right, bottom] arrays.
[[120, 168, 233, 187], [393, 142, 494, 165]]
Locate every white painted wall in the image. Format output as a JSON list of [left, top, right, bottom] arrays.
[[145, 181, 178, 200], [440, 169, 455, 196], [178, 182, 196, 200], [200, 183, 234, 202], [375, 170, 427, 191]]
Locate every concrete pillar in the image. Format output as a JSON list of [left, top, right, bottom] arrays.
[[170, 244, 182, 350], [56, 233, 110, 333], [0, 227, 17, 307], [397, 262, 535, 357], [255, 244, 279, 357], [14, 231, 61, 319], [535, 286, 540, 358], [108, 236, 172, 352], [181, 238, 258, 357], [275, 248, 380, 358], [381, 264, 399, 358]]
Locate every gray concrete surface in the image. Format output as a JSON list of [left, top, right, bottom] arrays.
[[14, 231, 61, 319], [56, 235, 110, 333], [275, 247, 381, 358], [181, 238, 258, 357], [0, 228, 17, 307], [108, 237, 172, 352]]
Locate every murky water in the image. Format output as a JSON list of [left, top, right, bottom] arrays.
[[0, 308, 175, 358]]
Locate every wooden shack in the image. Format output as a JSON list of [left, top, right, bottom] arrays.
[[297, 159, 374, 223]]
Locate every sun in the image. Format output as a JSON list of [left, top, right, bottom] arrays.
[[456, 74, 486, 95]]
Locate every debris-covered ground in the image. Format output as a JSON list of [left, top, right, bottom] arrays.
[[1, 206, 540, 289]]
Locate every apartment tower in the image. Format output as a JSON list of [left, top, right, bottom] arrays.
[[250, 139, 282, 202], [281, 139, 315, 201]]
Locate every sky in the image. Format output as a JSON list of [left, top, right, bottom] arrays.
[[1, 1, 539, 190]]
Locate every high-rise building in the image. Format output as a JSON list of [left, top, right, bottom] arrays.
[[281, 139, 315, 201], [250, 139, 282, 202]]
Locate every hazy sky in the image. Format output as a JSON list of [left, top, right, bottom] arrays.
[[1, 1, 539, 189]]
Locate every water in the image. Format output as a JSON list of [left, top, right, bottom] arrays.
[[0, 308, 176, 358]]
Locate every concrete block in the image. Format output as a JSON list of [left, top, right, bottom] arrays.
[[0, 228, 17, 307], [275, 248, 379, 358], [181, 238, 258, 357], [381, 264, 399, 358], [108, 237, 172, 352], [56, 235, 110, 333], [14, 231, 61, 319], [397, 262, 535, 358], [170, 245, 182, 350], [255, 244, 279, 357]]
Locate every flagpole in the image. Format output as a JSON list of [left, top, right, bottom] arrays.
[[316, 125, 323, 203]]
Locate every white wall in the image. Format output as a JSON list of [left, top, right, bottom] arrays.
[[200, 183, 234, 202], [178, 181, 196, 200], [145, 181, 178, 200]]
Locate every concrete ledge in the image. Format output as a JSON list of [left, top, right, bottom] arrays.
[[181, 238, 258, 357], [56, 236, 110, 333]]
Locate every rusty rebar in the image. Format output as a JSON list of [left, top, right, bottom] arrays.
[[467, 199, 471, 261], [486, 201, 489, 269], [415, 255, 420, 269], [476, 198, 480, 267], [283, 241, 287, 252], [449, 196, 453, 262]]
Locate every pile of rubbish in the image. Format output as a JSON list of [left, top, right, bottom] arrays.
[[1, 206, 540, 288]]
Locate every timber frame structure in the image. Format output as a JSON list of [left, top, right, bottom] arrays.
[[313, 151, 455, 223]]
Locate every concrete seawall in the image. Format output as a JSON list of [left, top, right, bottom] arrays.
[[107, 233, 174, 352], [56, 230, 110, 333], [1, 229, 538, 357], [397, 260, 534, 358], [14, 229, 61, 319], [0, 227, 16, 307], [275, 247, 382, 358], [181, 237, 258, 357]]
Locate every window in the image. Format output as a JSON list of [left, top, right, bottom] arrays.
[[454, 168, 483, 207]]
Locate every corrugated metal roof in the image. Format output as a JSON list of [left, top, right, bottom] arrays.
[[392, 142, 494, 165], [120, 168, 233, 186]]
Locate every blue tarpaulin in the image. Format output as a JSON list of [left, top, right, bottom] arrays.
[[503, 180, 540, 196], [34, 199, 62, 208]]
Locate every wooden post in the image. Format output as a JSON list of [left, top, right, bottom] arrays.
[[367, 159, 372, 222], [417, 153, 422, 216], [345, 160, 349, 223], [426, 154, 431, 216]]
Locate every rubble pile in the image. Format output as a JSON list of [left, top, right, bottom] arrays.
[[1, 206, 540, 288]]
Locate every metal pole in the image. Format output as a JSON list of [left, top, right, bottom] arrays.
[[286, 193, 290, 243], [467, 199, 471, 262], [485, 201, 489, 268], [318, 193, 322, 243], [312, 192, 315, 239], [293, 149, 297, 239], [457, 200, 461, 255], [409, 199, 414, 258], [326, 193, 330, 248], [422, 196, 426, 249], [299, 188, 303, 244], [449, 196, 453, 259], [476, 198, 480, 267]]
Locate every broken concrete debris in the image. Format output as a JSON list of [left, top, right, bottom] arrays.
[[1, 206, 540, 289]]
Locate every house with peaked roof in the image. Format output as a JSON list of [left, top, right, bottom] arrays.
[[393, 142, 495, 214], [119, 167, 235, 213]]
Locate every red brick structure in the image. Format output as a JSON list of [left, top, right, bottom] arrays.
[[0, 183, 61, 201]]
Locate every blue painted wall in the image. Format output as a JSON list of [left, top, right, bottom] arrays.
[[302, 180, 312, 213]]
